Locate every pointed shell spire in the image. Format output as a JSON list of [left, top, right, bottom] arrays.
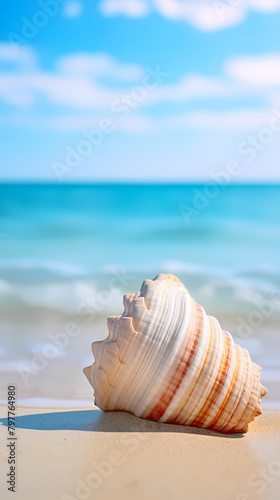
[[84, 274, 267, 434]]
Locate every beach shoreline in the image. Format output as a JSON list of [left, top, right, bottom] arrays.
[[1, 406, 279, 500]]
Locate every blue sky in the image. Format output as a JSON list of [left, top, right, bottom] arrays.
[[1, 0, 280, 181]]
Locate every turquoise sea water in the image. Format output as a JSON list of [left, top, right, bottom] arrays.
[[0, 184, 279, 406]]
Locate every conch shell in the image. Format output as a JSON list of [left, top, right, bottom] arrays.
[[84, 274, 267, 434]]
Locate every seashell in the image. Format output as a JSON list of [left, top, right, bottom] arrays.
[[84, 273, 267, 434]]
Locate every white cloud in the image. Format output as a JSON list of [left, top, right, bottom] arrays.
[[99, 0, 280, 31], [0, 43, 36, 70], [62, 1, 84, 18], [154, 0, 246, 31], [166, 108, 276, 130], [0, 72, 117, 109], [0, 46, 278, 137], [100, 0, 150, 17], [0, 48, 277, 113], [0, 52, 143, 109], [148, 73, 229, 104], [0, 67, 227, 110], [249, 0, 280, 12], [0, 74, 34, 106], [226, 54, 280, 86], [58, 53, 143, 80]]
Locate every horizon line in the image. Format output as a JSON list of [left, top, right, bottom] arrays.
[[1, 180, 280, 186]]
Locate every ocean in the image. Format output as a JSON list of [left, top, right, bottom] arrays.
[[0, 183, 279, 408]]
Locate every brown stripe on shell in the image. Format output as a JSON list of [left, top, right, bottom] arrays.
[[172, 314, 212, 424], [222, 345, 250, 433], [190, 331, 232, 429], [146, 303, 203, 422], [219, 344, 245, 432], [208, 338, 241, 430]]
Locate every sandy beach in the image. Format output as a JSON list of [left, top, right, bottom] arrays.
[[0, 406, 279, 500]]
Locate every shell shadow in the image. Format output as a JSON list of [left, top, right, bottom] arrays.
[[0, 409, 243, 438]]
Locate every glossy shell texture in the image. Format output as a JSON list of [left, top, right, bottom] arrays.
[[84, 273, 267, 434]]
